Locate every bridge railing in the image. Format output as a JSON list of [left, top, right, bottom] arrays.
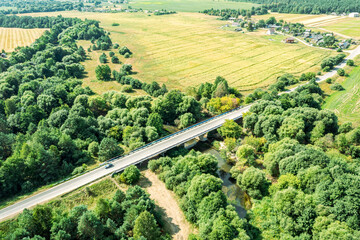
[[106, 105, 244, 164], [51, 105, 245, 186]]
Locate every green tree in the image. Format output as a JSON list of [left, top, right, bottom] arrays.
[[146, 112, 163, 132], [77, 211, 104, 240], [218, 119, 243, 139], [95, 65, 111, 81], [98, 137, 124, 162], [119, 165, 140, 184], [178, 113, 196, 129], [237, 167, 269, 199], [133, 211, 160, 240]]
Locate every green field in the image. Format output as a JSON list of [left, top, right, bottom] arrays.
[[121, 0, 258, 12], [23, 11, 334, 92], [322, 18, 360, 38], [323, 66, 360, 126]]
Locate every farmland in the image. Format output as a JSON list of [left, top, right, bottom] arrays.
[[121, 0, 258, 12], [22, 11, 334, 92], [323, 66, 360, 127], [0, 27, 46, 52]]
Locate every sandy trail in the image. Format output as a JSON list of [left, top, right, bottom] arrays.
[[139, 170, 193, 240]]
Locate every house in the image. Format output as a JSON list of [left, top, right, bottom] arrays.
[[267, 24, 278, 29], [313, 34, 324, 43], [339, 41, 350, 49], [349, 12, 360, 18], [229, 17, 236, 21], [304, 32, 311, 38], [284, 37, 295, 43], [267, 27, 275, 35], [282, 26, 290, 32]]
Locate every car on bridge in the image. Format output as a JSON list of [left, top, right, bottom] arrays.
[[104, 163, 114, 169]]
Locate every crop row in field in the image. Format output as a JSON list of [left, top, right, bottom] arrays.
[[22, 11, 335, 92], [0, 27, 46, 52], [323, 66, 360, 126]]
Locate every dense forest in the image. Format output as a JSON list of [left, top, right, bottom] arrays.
[[237, 0, 360, 14], [0, 0, 81, 14], [201, 6, 268, 20], [2, 185, 170, 239]]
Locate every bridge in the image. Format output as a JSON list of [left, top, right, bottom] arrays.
[[0, 105, 251, 221], [1, 45, 360, 222]]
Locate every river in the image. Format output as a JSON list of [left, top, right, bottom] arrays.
[[194, 143, 248, 218]]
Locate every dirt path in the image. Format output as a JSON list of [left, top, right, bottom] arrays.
[[139, 170, 194, 240]]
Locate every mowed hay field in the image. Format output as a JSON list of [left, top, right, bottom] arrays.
[[254, 13, 360, 39], [0, 27, 46, 52], [123, 0, 258, 12], [323, 66, 360, 127], [23, 11, 335, 92]]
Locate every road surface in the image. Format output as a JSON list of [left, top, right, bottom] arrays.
[[1, 45, 360, 222]]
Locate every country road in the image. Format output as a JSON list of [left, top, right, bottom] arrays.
[[1, 45, 360, 222]]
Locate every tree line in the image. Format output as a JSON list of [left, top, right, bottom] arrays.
[[236, 0, 360, 14], [201, 6, 268, 20], [1, 185, 169, 239], [0, 0, 82, 15]]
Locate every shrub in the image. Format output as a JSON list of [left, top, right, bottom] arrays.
[[112, 23, 119, 26], [347, 59, 355, 66], [330, 83, 344, 91], [337, 68, 345, 76], [325, 78, 332, 84], [119, 46, 131, 55], [124, 52, 131, 58], [109, 51, 115, 57], [99, 53, 107, 63], [337, 48, 343, 52], [113, 43, 119, 49], [121, 85, 133, 93], [119, 165, 140, 184], [323, 66, 331, 72], [111, 56, 119, 64]]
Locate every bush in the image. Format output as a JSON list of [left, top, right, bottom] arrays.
[[347, 59, 355, 66], [323, 66, 331, 72], [99, 53, 107, 63], [119, 46, 131, 55], [119, 165, 140, 184], [113, 43, 119, 49], [330, 83, 344, 91], [337, 48, 343, 52], [109, 51, 115, 57], [111, 56, 119, 64], [112, 23, 119, 26], [325, 78, 332, 84], [121, 85, 133, 93], [317, 71, 321, 75], [337, 68, 345, 76], [124, 52, 131, 58]]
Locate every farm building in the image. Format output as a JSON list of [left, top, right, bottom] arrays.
[[339, 41, 350, 49], [349, 12, 359, 17], [284, 37, 295, 43], [267, 28, 275, 35]]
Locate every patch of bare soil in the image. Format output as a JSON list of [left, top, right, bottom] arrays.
[[139, 170, 194, 240]]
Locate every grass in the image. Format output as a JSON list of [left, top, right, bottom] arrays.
[[22, 11, 335, 93], [322, 66, 360, 126], [322, 18, 360, 38], [112, 0, 258, 12], [0, 27, 46, 52], [79, 40, 148, 95]]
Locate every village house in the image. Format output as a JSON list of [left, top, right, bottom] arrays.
[[282, 26, 290, 32], [349, 12, 360, 18], [339, 41, 350, 49], [284, 37, 295, 43], [267, 27, 275, 35], [312, 34, 324, 43]]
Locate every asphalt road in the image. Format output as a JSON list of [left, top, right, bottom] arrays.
[[1, 45, 360, 222], [0, 105, 251, 221]]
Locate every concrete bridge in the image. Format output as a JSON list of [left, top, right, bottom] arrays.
[[0, 105, 251, 221]]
